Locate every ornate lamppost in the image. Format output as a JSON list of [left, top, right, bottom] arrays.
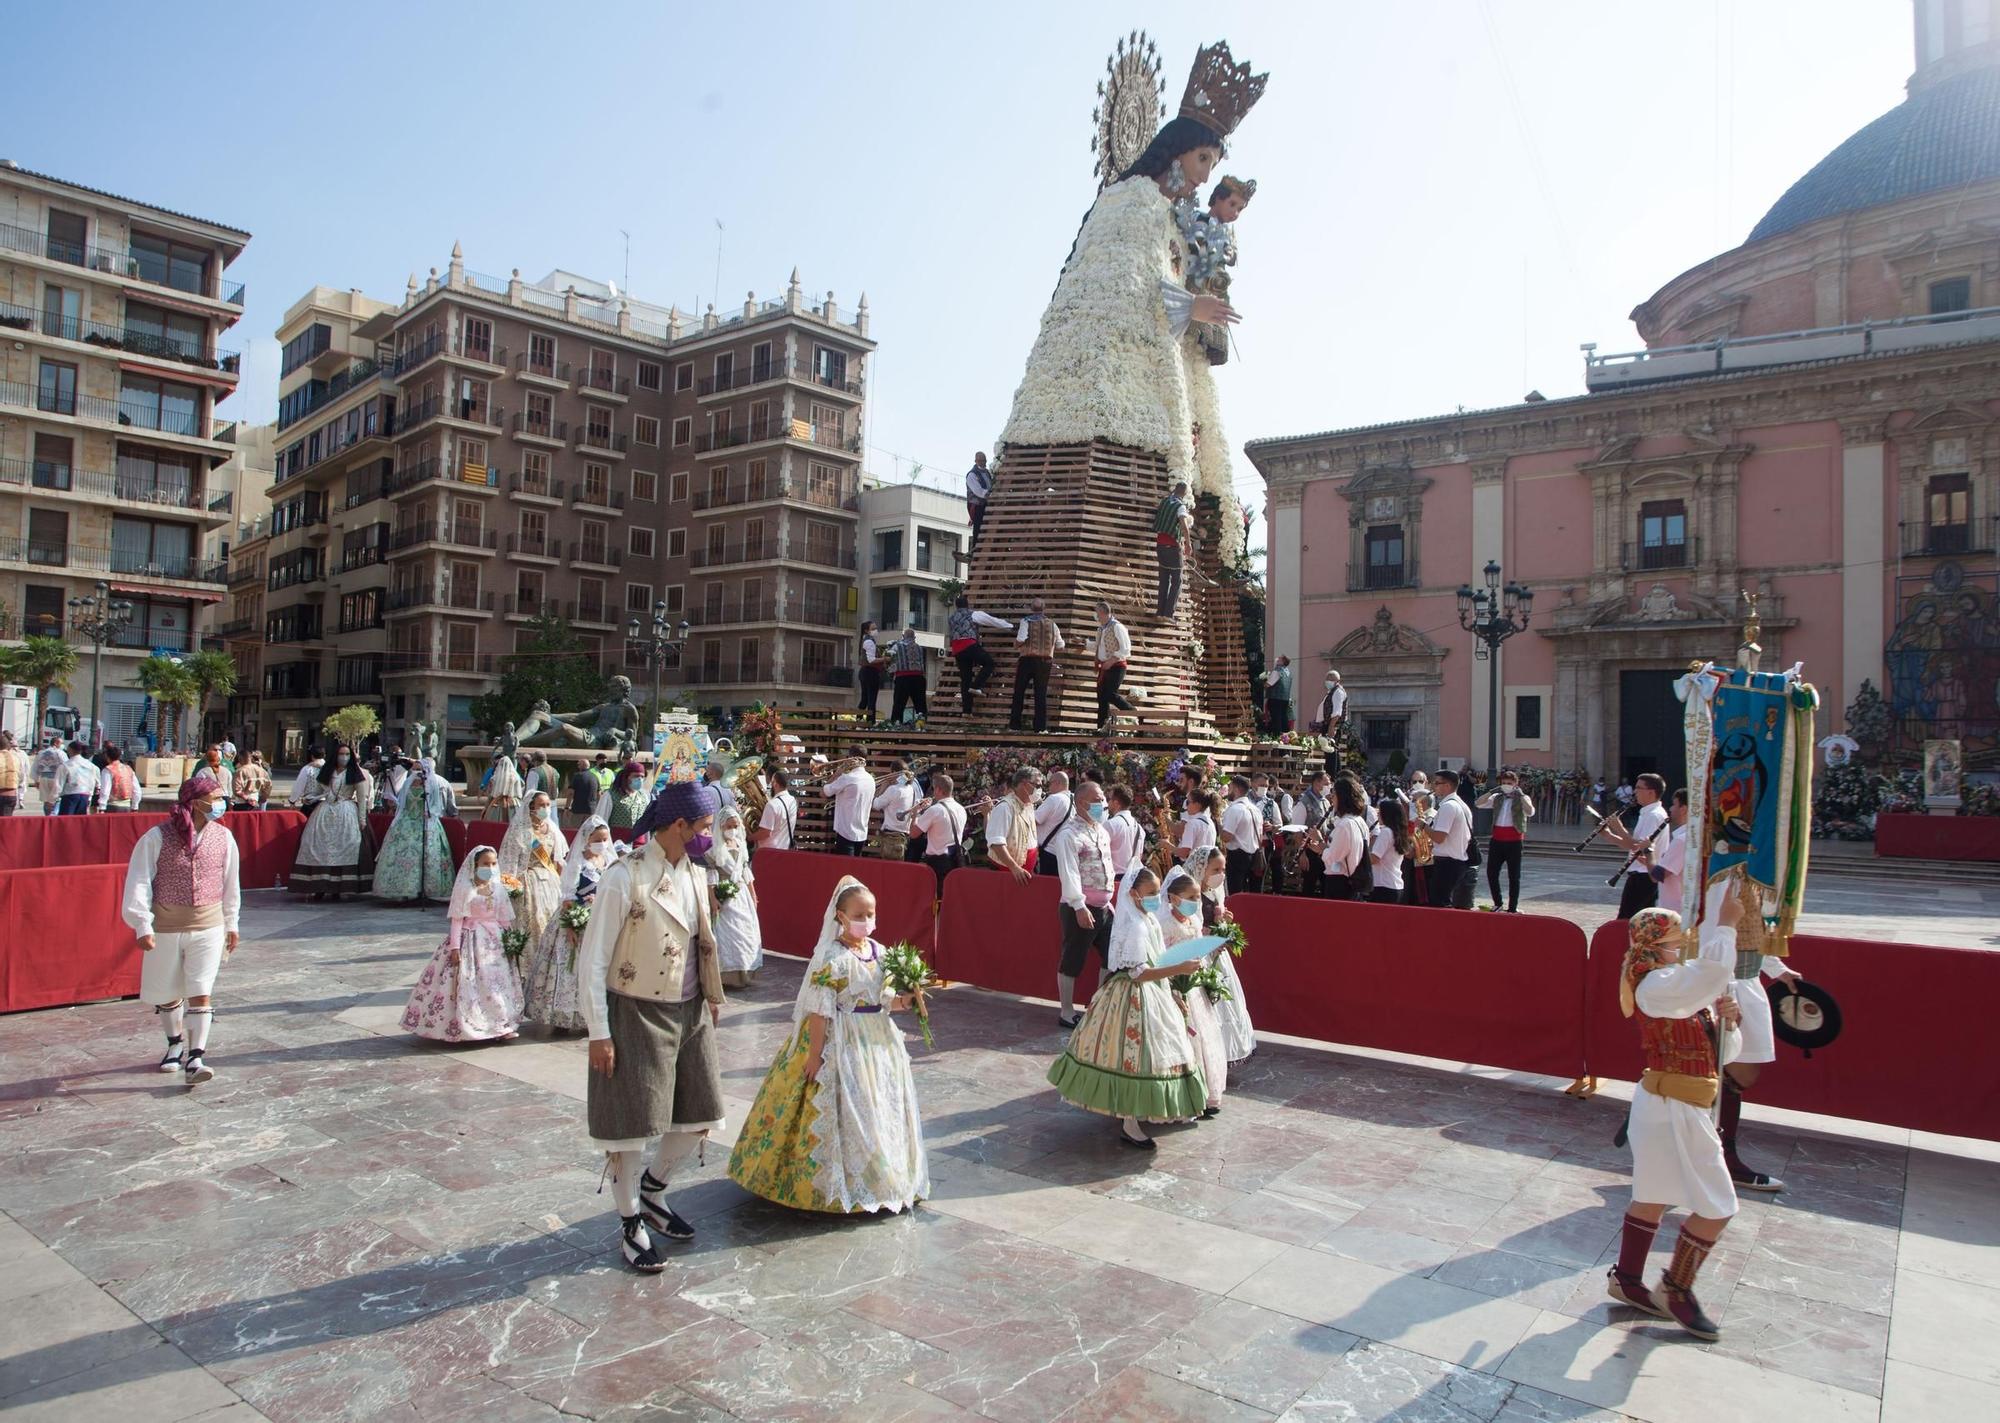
[[67, 580, 134, 750], [626, 602, 691, 738], [1455, 560, 1533, 779]]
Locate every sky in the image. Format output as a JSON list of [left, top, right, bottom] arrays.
[[5, 0, 1914, 549]]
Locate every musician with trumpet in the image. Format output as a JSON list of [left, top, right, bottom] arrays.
[[910, 772, 969, 891], [754, 768, 798, 852], [1603, 772, 1669, 918], [822, 756, 875, 857], [872, 759, 920, 861]]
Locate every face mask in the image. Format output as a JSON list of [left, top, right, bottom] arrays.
[[336, 755, 350, 766], [684, 831, 713, 859], [475, 865, 495, 882], [588, 839, 612, 858], [1326, 679, 1337, 688], [206, 801, 226, 821], [844, 915, 876, 939], [1172, 897, 1198, 919], [1137, 894, 1162, 912], [532, 806, 547, 820], [1087, 802, 1107, 821]]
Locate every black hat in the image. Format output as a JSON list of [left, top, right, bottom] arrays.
[[1768, 978, 1842, 1055]]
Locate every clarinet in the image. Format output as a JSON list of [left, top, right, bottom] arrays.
[[1607, 818, 1667, 887]]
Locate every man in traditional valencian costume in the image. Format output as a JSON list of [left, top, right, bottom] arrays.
[[1050, 778, 1117, 1030], [578, 780, 726, 1273], [122, 771, 241, 1085]]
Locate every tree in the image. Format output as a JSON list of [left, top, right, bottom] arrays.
[[0, 635, 79, 714], [1844, 678, 1891, 760], [135, 655, 199, 752], [472, 612, 608, 737], [323, 704, 382, 747]]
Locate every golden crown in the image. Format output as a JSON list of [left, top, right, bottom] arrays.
[[1179, 40, 1268, 140]]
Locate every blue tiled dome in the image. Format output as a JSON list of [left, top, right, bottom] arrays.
[[1749, 65, 2000, 243]]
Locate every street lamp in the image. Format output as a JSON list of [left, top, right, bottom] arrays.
[[627, 602, 692, 736], [1455, 560, 1533, 778], [66, 580, 134, 750]]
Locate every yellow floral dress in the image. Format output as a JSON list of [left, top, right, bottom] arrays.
[[728, 938, 930, 1213]]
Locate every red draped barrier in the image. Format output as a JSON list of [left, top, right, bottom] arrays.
[[751, 849, 937, 958], [39, 815, 113, 868], [1874, 812, 2000, 862], [228, 811, 306, 889], [0, 809, 306, 890], [1224, 896, 1589, 1079], [932, 868, 1097, 1004], [0, 864, 136, 1012], [1582, 923, 2000, 1141]]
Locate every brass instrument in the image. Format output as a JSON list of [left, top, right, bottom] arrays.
[[801, 755, 867, 786], [1147, 787, 1180, 880], [727, 755, 769, 822], [1409, 791, 1436, 868]]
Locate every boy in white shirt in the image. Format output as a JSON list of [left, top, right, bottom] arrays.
[[1424, 770, 1472, 908]]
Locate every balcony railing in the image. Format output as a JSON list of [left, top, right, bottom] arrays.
[[382, 649, 497, 676], [513, 412, 567, 443], [0, 456, 213, 512], [694, 417, 861, 455], [338, 544, 388, 572], [505, 533, 563, 560], [0, 379, 214, 438], [0, 220, 244, 305], [565, 600, 616, 625], [1349, 557, 1422, 593], [263, 617, 324, 645], [694, 356, 863, 398], [267, 557, 323, 591], [262, 668, 322, 700], [0, 300, 239, 373], [870, 545, 961, 574], [332, 669, 383, 697], [569, 484, 625, 511], [514, 353, 569, 384], [385, 459, 498, 497], [387, 585, 496, 614], [0, 535, 225, 583], [454, 337, 505, 368], [1899, 517, 1996, 558], [692, 473, 859, 513], [276, 358, 386, 431], [686, 598, 778, 627], [215, 615, 257, 639], [575, 369, 630, 398], [392, 395, 442, 435], [1618, 538, 1699, 573], [572, 427, 629, 455], [228, 556, 264, 586], [335, 615, 386, 635], [508, 473, 565, 501], [344, 481, 388, 510], [389, 521, 497, 553], [570, 542, 623, 569], [392, 331, 444, 376]]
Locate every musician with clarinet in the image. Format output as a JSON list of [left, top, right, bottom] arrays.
[[1604, 772, 1669, 918]]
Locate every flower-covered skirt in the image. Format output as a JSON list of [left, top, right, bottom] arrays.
[[1047, 971, 1206, 1122], [521, 908, 586, 1030], [400, 917, 522, 1042]]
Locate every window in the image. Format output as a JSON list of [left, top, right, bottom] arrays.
[[671, 416, 691, 447], [634, 414, 660, 446], [874, 528, 904, 572], [629, 526, 656, 558], [528, 331, 557, 377], [280, 323, 331, 376], [579, 520, 609, 563], [129, 231, 210, 296], [111, 516, 193, 576], [40, 283, 80, 341], [1364, 525, 1405, 588], [705, 526, 727, 561], [590, 349, 615, 383], [909, 587, 931, 629], [37, 359, 78, 416], [32, 433, 73, 489], [578, 577, 607, 622], [875, 588, 902, 630], [738, 637, 759, 680], [636, 359, 663, 392], [807, 461, 840, 503], [708, 465, 731, 503], [124, 301, 208, 361], [668, 528, 687, 558], [810, 402, 845, 442], [631, 469, 658, 502], [713, 352, 734, 389], [456, 376, 491, 423], [802, 638, 835, 676], [22, 585, 65, 638], [803, 579, 837, 626], [583, 462, 611, 505], [445, 623, 478, 671], [814, 346, 848, 388], [340, 589, 382, 632], [669, 471, 688, 501], [1514, 695, 1543, 741], [521, 448, 550, 493], [117, 448, 196, 504], [1929, 277, 1973, 318], [627, 582, 653, 613], [749, 400, 773, 438], [746, 459, 769, 500], [28, 508, 70, 565], [752, 342, 774, 381], [744, 517, 767, 558], [1926, 473, 1971, 554], [458, 438, 490, 483], [525, 390, 554, 436], [515, 569, 544, 607], [518, 508, 547, 552], [44, 209, 87, 266], [121, 374, 203, 436], [1364, 718, 1408, 753], [1638, 499, 1688, 569], [461, 316, 493, 362], [674, 362, 693, 392], [805, 519, 838, 564]]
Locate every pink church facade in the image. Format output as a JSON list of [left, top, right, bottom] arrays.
[[1250, 0, 2000, 789]]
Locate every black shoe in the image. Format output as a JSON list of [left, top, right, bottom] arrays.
[[1058, 1014, 1082, 1031], [1729, 1165, 1785, 1194], [182, 1052, 214, 1085], [639, 1171, 695, 1240], [620, 1215, 666, 1273], [1119, 1127, 1156, 1151], [158, 1039, 184, 1073], [1199, 1106, 1221, 1120]]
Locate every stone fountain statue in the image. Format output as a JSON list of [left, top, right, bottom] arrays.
[[516, 676, 642, 756]]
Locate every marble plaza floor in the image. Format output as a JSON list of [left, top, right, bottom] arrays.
[[1, 894, 1996, 1423]]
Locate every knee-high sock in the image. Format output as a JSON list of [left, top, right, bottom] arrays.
[[157, 1001, 185, 1042], [1616, 1212, 1659, 1279], [1058, 973, 1077, 1017], [607, 1150, 642, 1216], [1663, 1223, 1718, 1291], [650, 1132, 699, 1186], [185, 1006, 212, 1052], [1719, 1077, 1761, 1174]]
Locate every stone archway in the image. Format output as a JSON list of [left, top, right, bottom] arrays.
[[1324, 606, 1449, 772]]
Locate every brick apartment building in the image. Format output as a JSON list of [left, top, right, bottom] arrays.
[[0, 161, 247, 744], [227, 251, 872, 765]]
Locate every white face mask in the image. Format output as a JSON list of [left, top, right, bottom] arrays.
[[587, 839, 612, 859]]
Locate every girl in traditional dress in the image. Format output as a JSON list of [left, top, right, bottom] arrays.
[[1158, 865, 1225, 1118], [1047, 863, 1207, 1150], [706, 805, 762, 989], [522, 814, 609, 1032], [728, 878, 930, 1213], [289, 743, 375, 899], [1183, 845, 1254, 1062], [372, 756, 454, 903], [498, 788, 566, 949], [400, 846, 522, 1042], [484, 750, 523, 821], [604, 759, 650, 830]]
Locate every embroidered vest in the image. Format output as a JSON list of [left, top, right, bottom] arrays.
[[892, 638, 925, 675], [606, 851, 719, 1005], [1074, 823, 1112, 895], [153, 824, 230, 932], [1002, 797, 1036, 862], [948, 607, 979, 642], [1020, 615, 1056, 658]]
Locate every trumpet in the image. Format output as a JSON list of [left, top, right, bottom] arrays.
[[801, 755, 867, 786], [1574, 805, 1628, 852]]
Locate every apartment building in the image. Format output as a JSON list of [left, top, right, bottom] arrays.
[[856, 477, 970, 696], [0, 160, 246, 743], [249, 252, 871, 765]]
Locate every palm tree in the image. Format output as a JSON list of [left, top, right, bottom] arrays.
[[135, 655, 198, 753], [184, 649, 237, 747], [0, 635, 79, 725]]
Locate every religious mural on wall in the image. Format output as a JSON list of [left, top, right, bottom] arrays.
[[1885, 561, 1999, 762]]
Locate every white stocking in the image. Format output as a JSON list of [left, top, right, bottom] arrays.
[[650, 1132, 699, 1186], [607, 1150, 642, 1216], [157, 1001, 185, 1041], [185, 1006, 212, 1052], [1058, 974, 1077, 1017]]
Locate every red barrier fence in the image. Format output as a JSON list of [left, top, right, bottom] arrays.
[[0, 812, 307, 890], [0, 864, 136, 1012], [932, 868, 1100, 1004], [1874, 812, 2000, 862], [1582, 922, 2000, 1141], [751, 849, 938, 959], [1228, 896, 1590, 1079]]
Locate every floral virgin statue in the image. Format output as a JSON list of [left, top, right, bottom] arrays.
[[997, 39, 1267, 569]]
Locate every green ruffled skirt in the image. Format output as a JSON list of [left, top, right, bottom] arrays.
[[1046, 971, 1207, 1122]]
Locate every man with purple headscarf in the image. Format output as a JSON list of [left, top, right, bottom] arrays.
[[576, 778, 727, 1272], [121, 771, 240, 1084]]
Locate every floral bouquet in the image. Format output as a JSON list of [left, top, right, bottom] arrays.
[[500, 872, 525, 905], [500, 927, 529, 963], [558, 899, 591, 969], [1170, 962, 1233, 1002], [880, 940, 941, 1048], [1219, 919, 1248, 959], [713, 879, 741, 905]]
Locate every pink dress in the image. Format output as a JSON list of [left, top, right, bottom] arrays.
[[400, 889, 523, 1042]]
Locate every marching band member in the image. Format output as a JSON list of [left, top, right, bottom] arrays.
[[872, 759, 919, 860], [824, 758, 875, 857]]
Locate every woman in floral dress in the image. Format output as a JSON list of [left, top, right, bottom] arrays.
[[728, 878, 930, 1214], [522, 813, 610, 1032], [372, 757, 454, 903], [289, 743, 375, 899], [706, 805, 762, 989], [400, 846, 522, 1042], [1184, 845, 1254, 1062], [497, 788, 566, 950], [1047, 863, 1207, 1150], [1158, 865, 1226, 1117]]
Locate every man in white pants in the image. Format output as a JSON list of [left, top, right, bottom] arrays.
[[121, 771, 241, 1084]]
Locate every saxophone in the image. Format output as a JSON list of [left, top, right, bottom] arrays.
[[1410, 792, 1436, 867], [1148, 790, 1180, 880]]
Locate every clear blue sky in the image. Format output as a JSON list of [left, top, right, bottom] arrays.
[[7, 1, 1910, 543]]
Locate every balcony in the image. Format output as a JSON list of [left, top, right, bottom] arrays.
[[263, 617, 325, 646], [391, 395, 443, 436], [686, 598, 779, 628], [392, 331, 444, 378], [332, 667, 383, 698], [870, 545, 962, 575], [0, 301, 240, 376], [335, 614, 386, 635], [1618, 539, 1699, 574], [275, 358, 387, 432], [695, 355, 863, 400], [0, 536, 226, 584], [0, 221, 244, 306], [505, 533, 563, 562], [507, 473, 565, 503], [512, 412, 567, 448], [386, 459, 499, 498], [0, 456, 221, 516], [0, 380, 219, 441], [344, 479, 389, 510], [386, 584, 496, 615], [565, 600, 617, 627], [784, 600, 858, 631], [337, 543, 388, 573], [388, 520, 498, 556], [267, 558, 324, 592], [568, 483, 625, 513], [571, 426, 629, 459], [569, 542, 623, 571], [262, 665, 322, 702], [214, 615, 258, 639], [692, 471, 860, 514], [1348, 559, 1422, 593], [575, 368, 630, 401], [514, 353, 570, 388], [1899, 517, 1995, 559], [228, 556, 264, 586], [694, 417, 861, 458], [450, 337, 507, 373], [382, 649, 497, 677]]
